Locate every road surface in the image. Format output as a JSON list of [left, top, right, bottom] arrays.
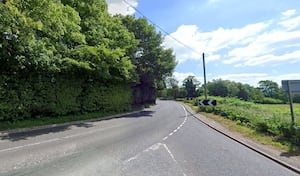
[[0, 101, 298, 176]]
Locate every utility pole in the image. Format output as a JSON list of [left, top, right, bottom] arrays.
[[203, 53, 208, 100], [287, 80, 295, 125]]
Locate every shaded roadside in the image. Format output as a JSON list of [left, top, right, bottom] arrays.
[[0, 109, 149, 142]]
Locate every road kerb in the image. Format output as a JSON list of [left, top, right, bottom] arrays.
[[182, 103, 300, 175]]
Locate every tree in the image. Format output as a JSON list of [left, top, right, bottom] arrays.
[[293, 94, 300, 103], [258, 80, 280, 99], [236, 83, 250, 101], [0, 0, 141, 120], [164, 77, 179, 99], [119, 16, 176, 104], [183, 76, 200, 98], [248, 87, 264, 101], [165, 77, 178, 89], [207, 79, 229, 97]]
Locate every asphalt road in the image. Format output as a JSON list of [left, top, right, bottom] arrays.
[[0, 101, 298, 176]]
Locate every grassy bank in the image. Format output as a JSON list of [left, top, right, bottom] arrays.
[[181, 97, 300, 152]]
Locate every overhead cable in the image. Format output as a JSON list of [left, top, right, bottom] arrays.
[[122, 0, 202, 55]]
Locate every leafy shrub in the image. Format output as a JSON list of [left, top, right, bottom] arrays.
[[254, 97, 284, 104], [294, 126, 300, 145], [252, 118, 269, 133]]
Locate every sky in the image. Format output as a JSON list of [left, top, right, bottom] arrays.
[[106, 0, 300, 87]]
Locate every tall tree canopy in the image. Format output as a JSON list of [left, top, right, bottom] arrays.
[[183, 76, 200, 98], [258, 80, 280, 98], [119, 15, 177, 104]]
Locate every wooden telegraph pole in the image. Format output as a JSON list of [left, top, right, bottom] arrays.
[[202, 53, 208, 100]]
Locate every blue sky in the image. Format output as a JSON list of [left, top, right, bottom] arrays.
[[106, 0, 300, 87]]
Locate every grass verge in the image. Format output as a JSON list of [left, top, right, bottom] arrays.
[[0, 106, 145, 131], [182, 100, 300, 154], [0, 112, 116, 131]]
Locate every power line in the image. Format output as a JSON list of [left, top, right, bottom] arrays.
[[122, 0, 202, 55]]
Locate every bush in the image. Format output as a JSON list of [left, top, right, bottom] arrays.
[[294, 126, 300, 145], [254, 97, 283, 104], [252, 118, 269, 133]]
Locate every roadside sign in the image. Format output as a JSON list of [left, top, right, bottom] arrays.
[[282, 80, 300, 94], [199, 100, 217, 106]]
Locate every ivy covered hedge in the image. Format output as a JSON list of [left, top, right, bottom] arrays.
[[0, 73, 132, 121]]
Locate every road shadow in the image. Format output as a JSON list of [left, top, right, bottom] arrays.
[[0, 110, 154, 142], [120, 110, 155, 118], [0, 122, 94, 142], [280, 148, 300, 157]]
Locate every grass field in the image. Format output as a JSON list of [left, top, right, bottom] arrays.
[[260, 104, 300, 123], [199, 96, 300, 124], [182, 96, 300, 150]]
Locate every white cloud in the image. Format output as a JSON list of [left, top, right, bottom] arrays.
[[213, 73, 300, 87], [164, 9, 300, 67], [173, 72, 195, 84], [281, 9, 296, 18], [226, 30, 300, 66], [164, 22, 268, 64], [279, 15, 300, 30], [213, 73, 269, 86], [173, 72, 203, 86], [174, 71, 300, 87], [106, 0, 138, 15]]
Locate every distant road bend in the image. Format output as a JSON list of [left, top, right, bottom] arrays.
[[0, 101, 298, 176]]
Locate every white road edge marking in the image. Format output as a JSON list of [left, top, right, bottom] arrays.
[[0, 138, 61, 153], [0, 124, 121, 153]]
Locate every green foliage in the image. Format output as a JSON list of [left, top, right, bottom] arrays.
[[207, 79, 229, 97], [195, 96, 300, 145], [1, 0, 176, 123], [0, 73, 132, 121], [254, 97, 284, 104], [183, 76, 200, 98], [293, 95, 300, 103], [119, 15, 177, 105], [80, 82, 131, 113], [258, 80, 282, 99], [205, 79, 286, 103]]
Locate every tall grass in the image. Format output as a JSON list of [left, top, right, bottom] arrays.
[[193, 96, 300, 146]]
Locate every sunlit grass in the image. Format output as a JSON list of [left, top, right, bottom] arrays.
[[201, 112, 291, 151], [182, 97, 300, 153]]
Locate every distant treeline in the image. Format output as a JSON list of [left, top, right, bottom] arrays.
[[160, 76, 300, 104], [0, 0, 176, 121]]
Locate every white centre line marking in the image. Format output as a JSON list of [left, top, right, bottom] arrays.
[[124, 104, 188, 175], [163, 105, 188, 141]]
